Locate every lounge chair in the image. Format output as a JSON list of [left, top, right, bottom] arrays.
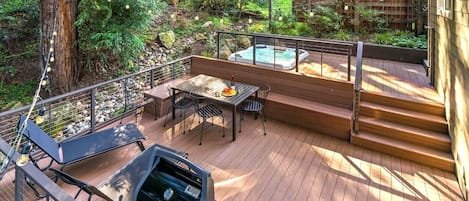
[[50, 144, 214, 201], [18, 115, 145, 170]]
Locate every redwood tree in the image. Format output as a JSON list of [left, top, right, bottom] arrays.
[[40, 0, 79, 94]]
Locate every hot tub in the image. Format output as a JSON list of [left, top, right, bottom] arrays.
[[228, 44, 309, 70]]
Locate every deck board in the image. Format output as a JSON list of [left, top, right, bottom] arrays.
[[298, 52, 442, 104], [1, 107, 464, 201]]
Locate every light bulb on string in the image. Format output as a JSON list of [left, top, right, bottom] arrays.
[[16, 141, 31, 167], [125, 5, 130, 9], [309, 11, 315, 17], [53, 31, 57, 36], [194, 15, 199, 21], [41, 76, 48, 87], [35, 106, 46, 124], [50, 57, 55, 63], [49, 47, 54, 52], [148, 10, 152, 15], [50, 39, 54, 45], [248, 18, 253, 24], [46, 66, 52, 72], [278, 15, 283, 21]]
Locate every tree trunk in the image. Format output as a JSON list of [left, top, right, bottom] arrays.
[[41, 0, 79, 94]]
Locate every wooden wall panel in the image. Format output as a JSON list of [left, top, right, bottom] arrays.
[[191, 56, 354, 109]]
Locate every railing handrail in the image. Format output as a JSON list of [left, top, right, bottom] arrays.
[[0, 138, 74, 200], [217, 31, 354, 81], [352, 41, 364, 134], [0, 56, 193, 118], [217, 31, 354, 47]]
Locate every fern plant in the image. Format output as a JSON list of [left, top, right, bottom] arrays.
[[75, 0, 167, 72]]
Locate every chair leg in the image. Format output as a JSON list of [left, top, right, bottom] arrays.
[[222, 116, 225, 137], [199, 120, 205, 145], [259, 111, 267, 135], [163, 105, 172, 127], [239, 110, 243, 133], [182, 110, 186, 134]]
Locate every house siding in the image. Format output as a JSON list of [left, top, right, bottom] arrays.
[[430, 0, 469, 198]]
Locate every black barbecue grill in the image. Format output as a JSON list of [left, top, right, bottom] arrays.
[[96, 144, 215, 201]]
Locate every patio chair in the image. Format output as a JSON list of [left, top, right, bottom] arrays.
[[239, 83, 271, 135], [190, 94, 225, 145], [18, 115, 145, 171], [163, 84, 197, 134], [49, 144, 214, 201]]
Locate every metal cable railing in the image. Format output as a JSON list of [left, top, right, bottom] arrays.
[[0, 56, 192, 200], [217, 32, 354, 81], [352, 41, 364, 134]]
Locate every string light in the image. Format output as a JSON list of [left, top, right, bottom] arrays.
[[35, 106, 46, 124], [16, 142, 31, 167], [41, 76, 48, 86], [148, 10, 152, 14], [50, 39, 54, 45], [50, 57, 55, 63], [248, 18, 253, 24], [278, 15, 283, 21], [107, 0, 111, 2], [49, 47, 54, 52], [309, 11, 315, 17], [46, 66, 52, 72], [53, 31, 57, 36], [194, 15, 199, 21], [170, 13, 175, 19], [125, 5, 130, 9], [344, 4, 349, 11]]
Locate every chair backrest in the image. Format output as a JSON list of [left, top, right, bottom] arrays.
[[19, 115, 61, 162], [255, 83, 271, 105]]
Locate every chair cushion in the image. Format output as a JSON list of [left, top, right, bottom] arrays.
[[242, 100, 264, 112]]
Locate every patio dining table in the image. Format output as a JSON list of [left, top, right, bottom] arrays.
[[172, 74, 259, 141]]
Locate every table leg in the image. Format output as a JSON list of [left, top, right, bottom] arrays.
[[171, 88, 176, 120], [232, 105, 236, 141], [254, 91, 259, 120]]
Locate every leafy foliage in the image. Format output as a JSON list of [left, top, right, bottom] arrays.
[[0, 80, 35, 110], [76, 0, 167, 72], [303, 6, 342, 37], [372, 31, 427, 49], [0, 0, 39, 42], [355, 6, 388, 33]]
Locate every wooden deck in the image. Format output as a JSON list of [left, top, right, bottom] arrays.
[[299, 52, 442, 104], [0, 108, 461, 201]]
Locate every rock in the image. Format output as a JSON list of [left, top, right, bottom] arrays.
[[158, 31, 176, 49], [202, 21, 213, 28], [237, 36, 252, 49], [195, 33, 207, 41], [219, 45, 232, 59]]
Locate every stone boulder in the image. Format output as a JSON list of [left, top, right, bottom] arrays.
[[237, 36, 252, 49], [219, 45, 232, 59], [158, 31, 176, 49]]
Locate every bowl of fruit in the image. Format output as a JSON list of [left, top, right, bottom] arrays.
[[221, 87, 237, 97]]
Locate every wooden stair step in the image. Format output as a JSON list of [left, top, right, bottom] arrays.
[[359, 116, 451, 152], [351, 131, 454, 172], [360, 101, 448, 133], [362, 92, 444, 116]]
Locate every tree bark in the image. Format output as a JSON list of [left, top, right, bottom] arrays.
[[41, 0, 79, 94]]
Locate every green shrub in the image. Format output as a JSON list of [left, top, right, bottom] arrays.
[[0, 80, 35, 110], [372, 31, 427, 49], [303, 5, 342, 37], [0, 0, 39, 42], [248, 22, 269, 33], [75, 0, 167, 72], [355, 6, 388, 33]]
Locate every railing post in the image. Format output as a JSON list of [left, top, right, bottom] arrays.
[[217, 32, 221, 59], [90, 88, 96, 132], [150, 69, 155, 88], [295, 41, 299, 72], [352, 41, 364, 134], [253, 36, 256, 65], [347, 47, 351, 81], [15, 166, 24, 201], [320, 47, 324, 77]]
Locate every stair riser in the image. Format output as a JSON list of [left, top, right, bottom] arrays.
[[351, 135, 454, 172], [359, 121, 451, 152], [360, 107, 448, 133], [362, 92, 445, 116]]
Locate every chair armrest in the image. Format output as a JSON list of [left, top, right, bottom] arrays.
[[49, 168, 112, 201]]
